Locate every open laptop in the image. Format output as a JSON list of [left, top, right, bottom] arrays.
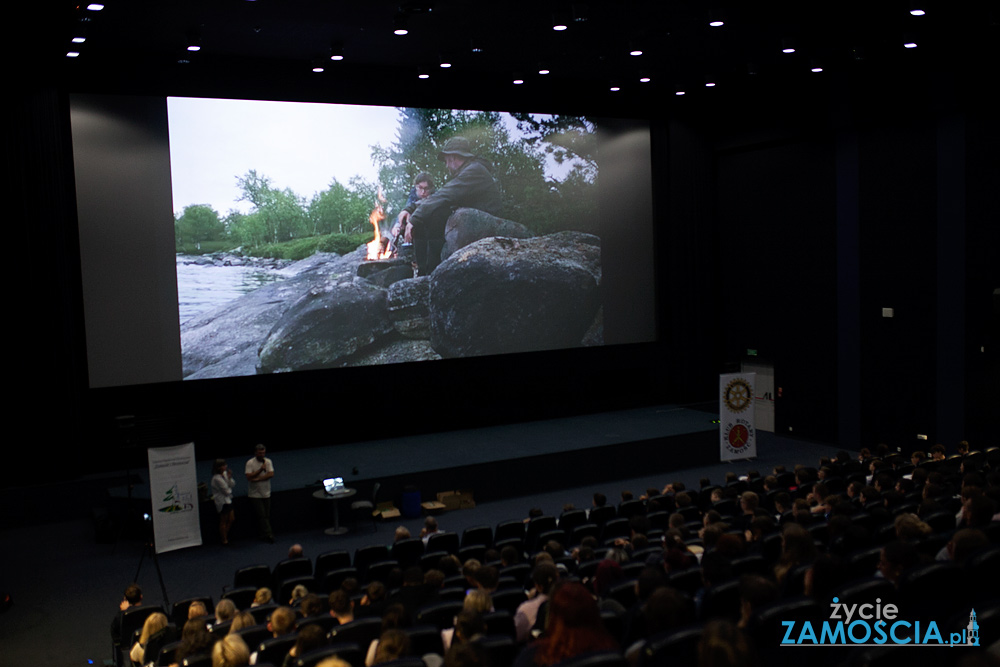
[[323, 477, 345, 494]]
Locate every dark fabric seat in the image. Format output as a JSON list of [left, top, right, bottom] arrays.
[[314, 550, 352, 581], [425, 531, 460, 555], [461, 525, 493, 549], [391, 537, 425, 568], [234, 564, 271, 589], [329, 617, 383, 647], [415, 600, 463, 630], [272, 557, 313, 591]]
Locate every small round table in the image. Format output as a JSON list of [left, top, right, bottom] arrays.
[[312, 487, 357, 535]]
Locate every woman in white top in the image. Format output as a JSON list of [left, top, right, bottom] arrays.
[[211, 459, 237, 545]]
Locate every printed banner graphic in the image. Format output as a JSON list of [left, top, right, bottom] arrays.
[[719, 372, 756, 462], [147, 442, 202, 553]]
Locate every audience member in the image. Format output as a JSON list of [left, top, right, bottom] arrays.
[[175, 618, 215, 664], [514, 562, 559, 642], [213, 633, 250, 667], [513, 581, 618, 667], [129, 611, 169, 664], [110, 583, 143, 647]]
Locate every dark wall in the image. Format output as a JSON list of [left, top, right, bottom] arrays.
[[686, 66, 996, 452]]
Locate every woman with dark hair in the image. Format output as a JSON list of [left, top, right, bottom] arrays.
[[211, 459, 236, 545], [174, 619, 216, 664], [513, 581, 619, 667], [773, 522, 817, 590]]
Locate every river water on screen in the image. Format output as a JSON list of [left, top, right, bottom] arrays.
[[176, 255, 285, 325]]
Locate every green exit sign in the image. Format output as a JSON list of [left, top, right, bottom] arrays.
[[747, 349, 758, 356]]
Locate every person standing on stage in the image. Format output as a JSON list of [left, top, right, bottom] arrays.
[[246, 444, 275, 543], [212, 459, 237, 545]]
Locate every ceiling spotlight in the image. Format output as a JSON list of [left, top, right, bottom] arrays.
[[708, 10, 725, 27], [439, 54, 452, 68], [705, 75, 716, 87], [552, 11, 569, 31], [675, 90, 686, 95], [781, 38, 796, 54], [538, 63, 551, 75], [610, 84, 621, 92], [513, 74, 525, 85], [909, 4, 926, 15], [330, 41, 344, 61], [66, 51, 81, 58], [904, 41, 918, 48], [393, 14, 409, 35], [810, 60, 823, 73], [639, 70, 651, 83], [185, 28, 203, 52], [312, 65, 324, 73], [417, 66, 429, 79], [86, 3, 104, 10]]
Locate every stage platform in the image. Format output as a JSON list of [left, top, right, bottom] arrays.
[[2, 403, 721, 534]]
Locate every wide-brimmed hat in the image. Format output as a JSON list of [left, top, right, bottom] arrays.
[[437, 136, 475, 160]]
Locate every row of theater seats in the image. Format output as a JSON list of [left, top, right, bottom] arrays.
[[124, 446, 999, 667]]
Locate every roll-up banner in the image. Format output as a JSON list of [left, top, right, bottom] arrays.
[[148, 442, 202, 553], [720, 373, 757, 462]]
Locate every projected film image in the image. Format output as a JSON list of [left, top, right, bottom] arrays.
[[170, 98, 604, 380]]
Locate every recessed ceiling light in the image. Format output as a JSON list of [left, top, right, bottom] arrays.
[[394, 14, 409, 35], [67, 51, 81, 58], [904, 41, 918, 48], [86, 4, 104, 10]]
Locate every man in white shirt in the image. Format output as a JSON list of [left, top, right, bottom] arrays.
[[246, 444, 275, 543]]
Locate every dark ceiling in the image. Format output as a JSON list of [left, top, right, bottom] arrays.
[[35, 1, 1000, 117]]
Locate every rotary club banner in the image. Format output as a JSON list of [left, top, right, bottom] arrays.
[[148, 442, 202, 553], [719, 373, 757, 461]]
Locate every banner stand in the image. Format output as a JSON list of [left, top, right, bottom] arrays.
[[148, 442, 202, 554], [719, 373, 757, 462]]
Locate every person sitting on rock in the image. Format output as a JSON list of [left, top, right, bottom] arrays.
[[391, 172, 435, 248], [405, 136, 502, 275]]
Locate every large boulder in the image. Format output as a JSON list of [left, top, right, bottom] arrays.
[[441, 208, 533, 261], [180, 248, 367, 378], [386, 276, 432, 340], [429, 232, 601, 358], [257, 277, 394, 373]]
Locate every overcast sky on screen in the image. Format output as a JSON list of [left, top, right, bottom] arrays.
[[167, 97, 402, 217], [167, 97, 573, 218]]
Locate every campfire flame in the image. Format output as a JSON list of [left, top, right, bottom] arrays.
[[366, 187, 392, 260]]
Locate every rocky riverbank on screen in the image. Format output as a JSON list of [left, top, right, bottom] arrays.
[[180, 211, 602, 379]]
